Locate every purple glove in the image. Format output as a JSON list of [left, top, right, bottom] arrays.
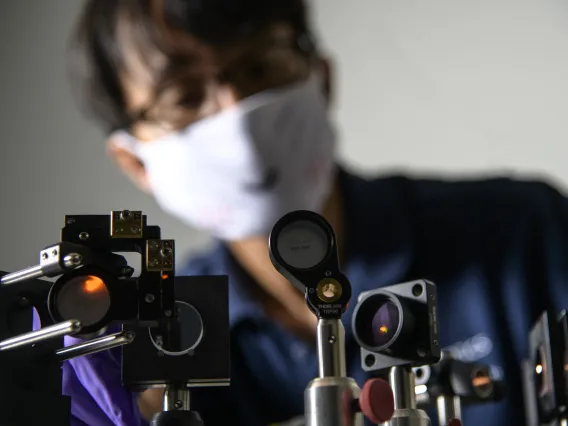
[[33, 310, 145, 426]]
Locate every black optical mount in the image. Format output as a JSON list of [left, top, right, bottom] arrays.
[[522, 310, 567, 426], [269, 210, 395, 426], [352, 280, 442, 426], [413, 352, 506, 426], [0, 210, 230, 426]]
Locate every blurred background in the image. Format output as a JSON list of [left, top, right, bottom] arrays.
[[1, 0, 568, 271]]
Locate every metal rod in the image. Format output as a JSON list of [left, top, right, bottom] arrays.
[[1, 265, 44, 285], [436, 395, 462, 426], [0, 320, 82, 351], [389, 366, 417, 410], [56, 331, 135, 361], [415, 390, 431, 407], [164, 385, 191, 411], [0, 253, 82, 287], [316, 319, 346, 378]]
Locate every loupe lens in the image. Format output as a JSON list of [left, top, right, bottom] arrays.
[[354, 293, 404, 351], [276, 220, 330, 270], [54, 275, 111, 327], [371, 300, 400, 347]]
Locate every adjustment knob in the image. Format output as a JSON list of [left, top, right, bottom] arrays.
[[359, 378, 395, 424]]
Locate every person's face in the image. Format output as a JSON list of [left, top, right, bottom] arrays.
[[107, 23, 332, 193]]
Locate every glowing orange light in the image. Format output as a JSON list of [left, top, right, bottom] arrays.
[[162, 274, 169, 280], [82, 276, 106, 293], [472, 375, 491, 387], [379, 325, 388, 334]]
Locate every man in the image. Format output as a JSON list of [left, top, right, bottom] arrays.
[[62, 0, 568, 425]]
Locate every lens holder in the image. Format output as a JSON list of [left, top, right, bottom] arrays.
[[528, 310, 567, 423], [269, 210, 351, 319], [353, 280, 440, 371], [48, 266, 117, 337]]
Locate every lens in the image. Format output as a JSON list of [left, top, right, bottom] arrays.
[[353, 293, 405, 351], [54, 275, 111, 327], [472, 368, 493, 397], [276, 220, 330, 270], [150, 301, 203, 356], [371, 300, 400, 347]]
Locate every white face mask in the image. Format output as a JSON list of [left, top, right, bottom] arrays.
[[112, 77, 336, 241]]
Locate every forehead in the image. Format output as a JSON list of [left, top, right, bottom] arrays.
[[113, 5, 307, 116]]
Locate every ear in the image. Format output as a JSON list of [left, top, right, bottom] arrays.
[[318, 57, 334, 106], [106, 138, 152, 193]]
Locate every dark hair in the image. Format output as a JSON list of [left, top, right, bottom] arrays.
[[69, 0, 314, 134]]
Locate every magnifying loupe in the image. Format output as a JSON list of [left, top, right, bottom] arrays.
[[269, 210, 351, 318]]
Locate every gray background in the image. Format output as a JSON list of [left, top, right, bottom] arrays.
[[1, 0, 568, 272]]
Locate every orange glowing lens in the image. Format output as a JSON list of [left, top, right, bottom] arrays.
[[472, 375, 491, 387], [379, 325, 388, 334], [82, 275, 106, 293]]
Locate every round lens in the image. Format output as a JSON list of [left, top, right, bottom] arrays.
[[276, 220, 330, 270], [150, 302, 204, 356], [55, 275, 111, 327], [371, 300, 400, 347]]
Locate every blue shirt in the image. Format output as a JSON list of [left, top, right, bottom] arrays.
[[59, 168, 568, 426]]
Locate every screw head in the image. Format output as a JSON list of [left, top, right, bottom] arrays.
[[145, 294, 155, 303], [121, 266, 134, 276]]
